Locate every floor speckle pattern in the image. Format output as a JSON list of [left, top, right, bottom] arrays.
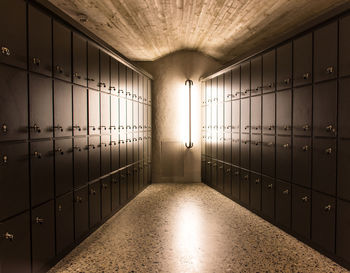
[[48, 183, 349, 273]]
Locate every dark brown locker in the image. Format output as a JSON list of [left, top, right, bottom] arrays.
[[0, 142, 29, 220], [240, 134, 250, 169], [111, 96, 119, 133], [276, 136, 291, 182], [292, 137, 312, 188], [101, 135, 111, 176], [28, 5, 52, 77], [314, 21, 337, 83], [217, 132, 224, 161], [262, 93, 275, 134], [132, 71, 139, 100], [118, 63, 126, 97], [338, 139, 350, 201], [101, 177, 111, 219], [119, 171, 127, 205], [111, 174, 120, 211], [262, 135, 275, 177], [133, 133, 139, 162], [99, 51, 110, 93], [133, 101, 139, 131], [251, 95, 261, 133], [217, 163, 224, 191], [55, 138, 73, 196], [100, 92, 110, 134], [111, 134, 119, 171], [147, 105, 151, 129], [126, 133, 133, 165], [314, 81, 337, 137], [224, 101, 231, 130], [232, 133, 240, 166], [73, 33, 87, 86], [55, 192, 74, 255], [211, 161, 218, 187], [293, 85, 312, 136], [251, 56, 262, 95], [241, 61, 250, 97], [73, 86, 87, 135], [250, 134, 261, 173], [74, 186, 89, 240], [0, 65, 27, 141], [138, 136, 144, 162], [250, 173, 261, 212], [127, 99, 133, 131], [312, 138, 336, 196], [30, 140, 54, 207], [139, 103, 144, 130], [54, 80, 72, 137], [223, 165, 231, 195], [224, 71, 232, 101], [88, 136, 100, 181], [126, 67, 133, 99], [143, 77, 148, 104], [218, 102, 224, 131], [293, 33, 312, 87], [262, 176, 275, 220], [31, 200, 55, 273], [29, 74, 53, 139], [53, 20, 71, 81], [276, 180, 291, 228], [224, 132, 231, 163], [312, 191, 335, 253], [292, 185, 311, 239], [240, 171, 250, 205], [339, 78, 350, 138], [201, 157, 206, 182], [205, 160, 212, 186], [211, 132, 217, 159], [241, 98, 250, 133], [0, 0, 26, 69], [127, 167, 134, 199], [110, 59, 118, 95], [138, 75, 144, 103], [87, 43, 99, 90], [89, 181, 101, 228], [0, 212, 31, 273], [276, 90, 291, 135], [340, 14, 350, 77], [232, 100, 240, 132], [119, 134, 126, 168], [119, 97, 126, 133], [88, 90, 100, 135], [139, 163, 144, 190], [133, 166, 139, 194], [276, 43, 292, 90], [231, 66, 241, 99], [263, 50, 275, 93], [232, 167, 240, 199], [73, 137, 88, 188], [336, 199, 350, 263]]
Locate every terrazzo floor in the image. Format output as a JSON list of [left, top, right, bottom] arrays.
[[49, 183, 349, 273]]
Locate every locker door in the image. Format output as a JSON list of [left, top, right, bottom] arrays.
[[251, 95, 261, 133], [101, 177, 111, 219], [217, 131, 224, 161], [133, 132, 139, 162], [0, 65, 27, 141], [293, 33, 312, 87], [110, 59, 118, 95], [99, 51, 110, 93], [217, 163, 224, 191], [126, 67, 133, 99], [0, 212, 31, 273], [31, 200, 55, 273], [339, 78, 350, 138], [0, 142, 29, 221], [74, 186, 89, 240], [133, 101, 138, 132], [218, 102, 223, 131], [293, 86, 312, 136], [217, 74, 224, 103], [276, 90, 292, 135], [262, 93, 275, 134], [73, 86, 87, 135], [340, 14, 350, 77], [53, 21, 71, 81], [224, 101, 231, 130], [337, 199, 350, 263], [111, 174, 120, 211], [276, 180, 291, 229], [241, 98, 250, 133], [138, 75, 144, 103], [232, 100, 240, 132], [28, 5, 52, 77], [89, 181, 101, 228], [211, 132, 217, 160], [292, 137, 312, 188], [132, 71, 139, 100], [338, 139, 350, 201], [241, 61, 250, 97], [88, 90, 100, 135], [232, 167, 240, 199], [143, 133, 148, 161], [54, 80, 72, 137], [314, 21, 337, 82], [312, 191, 336, 253], [262, 176, 275, 220], [276, 42, 292, 90], [223, 165, 232, 196], [212, 78, 218, 105], [262, 135, 275, 177], [56, 193, 74, 255], [55, 138, 73, 196], [88, 136, 100, 181], [205, 160, 212, 185], [139, 103, 144, 131], [240, 134, 250, 169], [101, 135, 111, 175], [73, 137, 88, 188], [201, 157, 206, 182], [250, 134, 261, 173], [263, 50, 275, 93], [139, 163, 144, 190], [240, 170, 250, 206], [143, 77, 148, 103], [119, 171, 127, 205], [111, 134, 119, 171], [143, 102, 148, 130], [292, 185, 311, 239], [127, 99, 133, 131], [111, 96, 119, 133], [31, 140, 54, 207], [119, 134, 126, 168], [100, 92, 110, 134], [119, 97, 126, 133], [118, 63, 126, 97], [211, 161, 218, 187], [87, 43, 99, 90], [133, 166, 139, 194], [276, 135, 291, 182], [29, 74, 53, 139], [0, 0, 26, 69], [73, 33, 87, 86], [250, 56, 262, 95], [224, 132, 231, 163], [232, 133, 240, 166], [224, 71, 232, 101], [250, 173, 261, 212], [127, 167, 133, 199], [312, 138, 336, 195], [139, 135, 144, 163], [231, 66, 240, 99], [126, 133, 133, 165]]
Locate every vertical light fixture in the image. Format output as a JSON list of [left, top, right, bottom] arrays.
[[185, 79, 194, 148]]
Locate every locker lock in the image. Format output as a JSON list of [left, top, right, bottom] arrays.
[[74, 146, 82, 152], [102, 183, 108, 189], [4, 232, 14, 241], [2, 124, 8, 133], [32, 57, 41, 66], [118, 140, 125, 144], [267, 184, 273, 189], [33, 151, 42, 159], [58, 205, 62, 212], [53, 125, 63, 132], [133, 94, 137, 98], [302, 145, 309, 151], [302, 124, 310, 131], [301, 196, 309, 202], [119, 126, 125, 130], [254, 141, 260, 146], [255, 178, 260, 184], [98, 82, 106, 88], [109, 86, 116, 91], [73, 125, 81, 131], [88, 144, 96, 150], [133, 126, 137, 129], [73, 72, 81, 79], [100, 126, 107, 130], [2, 155, 8, 164], [90, 189, 96, 195], [55, 65, 63, 74], [30, 124, 41, 133], [282, 143, 289, 149], [324, 205, 332, 212], [110, 141, 117, 146], [1, 46, 10, 56], [76, 196, 83, 203], [244, 175, 249, 180], [118, 90, 124, 94], [325, 148, 332, 155], [89, 126, 96, 131], [55, 148, 64, 155], [283, 78, 291, 85], [226, 168, 231, 174], [35, 217, 44, 224], [101, 143, 107, 147], [268, 125, 274, 131], [326, 66, 334, 74], [303, 73, 311, 80], [126, 92, 131, 96], [110, 126, 117, 130], [325, 125, 336, 134], [283, 125, 290, 131], [282, 189, 289, 195]]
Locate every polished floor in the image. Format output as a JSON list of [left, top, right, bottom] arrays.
[[49, 183, 349, 273]]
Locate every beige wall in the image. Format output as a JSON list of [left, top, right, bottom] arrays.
[[137, 50, 221, 183]]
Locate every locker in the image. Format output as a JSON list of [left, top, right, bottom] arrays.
[[88, 90, 100, 135], [111, 96, 119, 133], [119, 97, 126, 132], [73, 137, 88, 188], [118, 63, 126, 97], [127, 167, 134, 199], [110, 59, 118, 95], [100, 92, 110, 134], [53, 20, 71, 81], [0, 0, 27, 69], [232, 133, 240, 166], [241, 98, 250, 133], [31, 200, 55, 273], [74, 186, 89, 240], [133, 166, 139, 194], [55, 138, 73, 196], [111, 135, 119, 171], [232, 167, 240, 199], [262, 93, 275, 134], [138, 75, 144, 103], [276, 135, 291, 182], [126, 133, 133, 165], [87, 43, 99, 90], [276, 43, 292, 90], [201, 157, 206, 182], [232, 100, 240, 132], [312, 138, 336, 195], [127, 99, 133, 130], [218, 74, 224, 103], [0, 212, 31, 273], [276, 180, 291, 228], [212, 78, 218, 103], [263, 50, 275, 93], [250, 56, 262, 95], [88, 136, 100, 181], [55, 192, 74, 255], [338, 140, 350, 201], [340, 14, 350, 77], [211, 132, 217, 159], [224, 71, 232, 101], [101, 135, 111, 175], [314, 21, 337, 82], [223, 164, 232, 196], [292, 185, 311, 239], [224, 101, 231, 130], [144, 133, 148, 161], [262, 176, 275, 219], [111, 174, 120, 211], [147, 79, 152, 105], [132, 70, 139, 100], [293, 85, 312, 136], [31, 140, 54, 207], [101, 177, 111, 219], [139, 103, 144, 130], [292, 137, 312, 188], [240, 134, 250, 169], [28, 5, 52, 76], [224, 132, 231, 163], [133, 133, 139, 162], [211, 161, 218, 187], [0, 65, 27, 141], [217, 131, 224, 161], [231, 66, 241, 99], [241, 61, 250, 97], [119, 171, 127, 205], [99, 51, 110, 93], [217, 163, 224, 191], [250, 134, 261, 173], [262, 135, 275, 177], [250, 173, 261, 212], [218, 102, 224, 130], [240, 170, 250, 205], [29, 74, 53, 139], [126, 67, 133, 98], [336, 199, 350, 263], [119, 134, 126, 168], [54, 80, 72, 137], [339, 78, 350, 138], [139, 163, 144, 190], [251, 95, 261, 133], [73, 86, 87, 135], [276, 89, 292, 135], [143, 76, 148, 103], [73, 33, 87, 86], [206, 79, 212, 103], [89, 181, 101, 228], [293, 33, 312, 87], [205, 160, 212, 185], [143, 102, 148, 130], [311, 191, 336, 253], [139, 135, 144, 162], [0, 142, 29, 220], [133, 101, 139, 131]]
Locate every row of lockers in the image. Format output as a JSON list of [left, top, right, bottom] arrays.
[[0, 163, 151, 273], [0, 0, 152, 98], [201, 159, 350, 266]]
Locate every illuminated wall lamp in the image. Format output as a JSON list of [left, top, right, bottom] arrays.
[[185, 79, 194, 149]]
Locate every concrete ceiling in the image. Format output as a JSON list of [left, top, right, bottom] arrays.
[[48, 0, 349, 63]]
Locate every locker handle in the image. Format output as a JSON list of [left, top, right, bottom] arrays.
[[35, 217, 44, 224], [90, 189, 96, 195], [302, 73, 311, 80], [118, 90, 124, 94], [133, 94, 137, 98], [126, 92, 131, 96], [244, 125, 250, 130], [138, 96, 142, 100], [110, 141, 117, 146], [126, 126, 131, 129], [139, 126, 143, 129], [53, 125, 64, 132], [253, 126, 260, 130], [100, 126, 107, 130], [33, 151, 42, 159], [302, 145, 309, 151], [235, 92, 241, 96], [144, 98, 147, 102], [133, 168, 138, 173], [98, 82, 106, 88], [1, 46, 10, 56], [302, 124, 310, 131], [244, 175, 249, 180], [118, 140, 125, 144], [88, 144, 96, 149], [138, 137, 142, 140], [119, 126, 125, 130], [73, 72, 81, 79], [33, 57, 40, 66], [226, 94, 232, 98], [74, 146, 82, 152], [301, 196, 309, 202], [29, 124, 41, 133], [2, 124, 8, 133], [109, 86, 116, 91], [133, 138, 137, 141], [267, 184, 273, 189], [254, 141, 260, 146], [282, 143, 289, 149], [75, 196, 83, 203], [101, 143, 107, 147], [324, 204, 332, 212], [2, 155, 8, 164], [226, 169, 231, 174], [325, 148, 332, 155], [207, 161, 212, 165], [133, 126, 137, 129], [110, 126, 117, 130], [325, 125, 336, 133], [325, 66, 334, 74], [4, 232, 14, 241], [102, 183, 108, 189], [89, 126, 96, 131], [87, 78, 95, 82], [282, 189, 289, 195], [226, 126, 232, 129], [283, 78, 291, 85], [55, 148, 64, 155], [219, 166, 223, 169], [255, 178, 260, 184], [242, 140, 249, 144], [73, 125, 81, 131], [283, 125, 290, 131], [112, 178, 118, 183], [268, 125, 274, 131], [55, 65, 63, 74], [126, 139, 132, 142]]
